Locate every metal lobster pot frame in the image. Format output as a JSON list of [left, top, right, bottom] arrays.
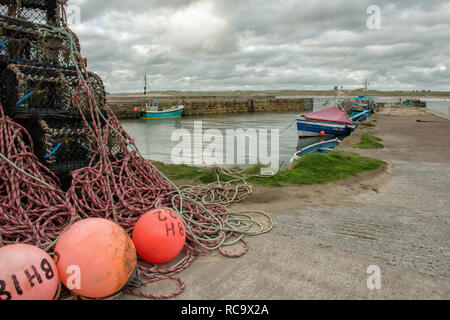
[[0, 0, 67, 26], [0, 64, 106, 119], [0, 15, 80, 68], [32, 119, 94, 168]]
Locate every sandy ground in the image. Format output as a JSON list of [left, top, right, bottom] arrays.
[[122, 106, 450, 300], [229, 166, 392, 217]]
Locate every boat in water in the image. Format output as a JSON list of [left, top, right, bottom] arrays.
[[296, 106, 355, 137], [352, 96, 376, 117], [139, 98, 184, 120], [350, 109, 372, 123], [351, 80, 377, 117], [290, 138, 341, 163]]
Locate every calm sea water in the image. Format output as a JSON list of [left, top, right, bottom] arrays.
[[121, 111, 305, 167], [120, 97, 449, 166], [424, 99, 450, 115]]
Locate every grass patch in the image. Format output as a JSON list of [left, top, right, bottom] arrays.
[[354, 134, 384, 149], [154, 152, 386, 187], [246, 152, 385, 186], [152, 162, 235, 184]]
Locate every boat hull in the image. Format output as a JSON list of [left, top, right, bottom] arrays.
[[350, 110, 372, 122], [296, 118, 355, 137], [140, 108, 184, 120], [291, 138, 341, 163]]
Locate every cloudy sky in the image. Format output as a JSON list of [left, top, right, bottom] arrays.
[[68, 0, 450, 93]]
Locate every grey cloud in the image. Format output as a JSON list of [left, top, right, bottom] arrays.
[[68, 0, 450, 92]]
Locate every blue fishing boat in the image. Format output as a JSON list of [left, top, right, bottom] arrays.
[[296, 106, 356, 137], [352, 96, 375, 117], [139, 98, 184, 120], [137, 75, 184, 120], [350, 110, 372, 124], [351, 80, 377, 117], [290, 138, 341, 163]]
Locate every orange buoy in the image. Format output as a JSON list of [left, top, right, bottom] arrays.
[[54, 218, 137, 298], [133, 108, 138, 112], [320, 130, 325, 136], [0, 244, 59, 300], [132, 209, 186, 264]]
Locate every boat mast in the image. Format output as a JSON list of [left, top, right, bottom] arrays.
[[363, 78, 369, 96], [335, 85, 345, 112], [144, 75, 147, 96]]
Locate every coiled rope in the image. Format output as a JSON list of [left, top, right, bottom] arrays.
[[179, 166, 254, 205], [0, 107, 77, 247]]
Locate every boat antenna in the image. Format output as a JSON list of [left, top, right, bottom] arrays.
[[335, 85, 345, 112], [144, 75, 147, 96], [363, 78, 369, 95]]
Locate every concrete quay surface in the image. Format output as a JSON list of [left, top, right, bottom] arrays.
[[123, 108, 450, 300]]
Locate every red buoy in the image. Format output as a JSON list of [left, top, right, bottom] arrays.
[[0, 244, 59, 300], [54, 218, 137, 298], [133, 108, 138, 112], [320, 130, 325, 136], [132, 209, 186, 264]]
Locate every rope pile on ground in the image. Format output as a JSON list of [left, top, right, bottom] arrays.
[[66, 104, 273, 298], [179, 166, 254, 205], [0, 106, 76, 248]]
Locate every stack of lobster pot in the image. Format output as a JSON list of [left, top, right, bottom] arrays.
[[0, 0, 107, 186]]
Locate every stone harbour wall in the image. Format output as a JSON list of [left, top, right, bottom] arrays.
[[107, 97, 314, 119]]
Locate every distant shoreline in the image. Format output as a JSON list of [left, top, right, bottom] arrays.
[[108, 90, 450, 100]]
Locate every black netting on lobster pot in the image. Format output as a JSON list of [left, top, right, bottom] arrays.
[[107, 130, 125, 158], [0, 15, 81, 68], [0, 0, 67, 26], [0, 64, 105, 118], [25, 118, 95, 172], [0, 4, 8, 16], [62, 68, 107, 112], [0, 64, 69, 117], [36, 25, 81, 67], [0, 17, 41, 62]]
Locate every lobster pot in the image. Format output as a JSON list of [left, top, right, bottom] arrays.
[[107, 129, 126, 158], [0, 15, 81, 68], [26, 118, 95, 173], [0, 0, 66, 26], [0, 64, 106, 118]]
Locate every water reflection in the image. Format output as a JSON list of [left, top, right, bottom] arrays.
[[121, 112, 302, 166]]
